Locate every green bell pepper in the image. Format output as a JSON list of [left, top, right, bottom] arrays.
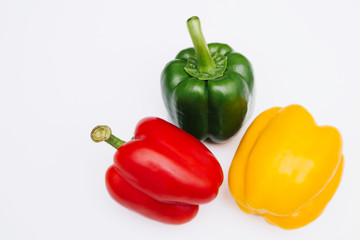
[[161, 16, 254, 142]]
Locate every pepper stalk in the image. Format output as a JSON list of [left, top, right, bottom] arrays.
[[187, 16, 216, 74], [91, 125, 125, 149]]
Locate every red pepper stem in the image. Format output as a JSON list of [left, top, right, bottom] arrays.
[[91, 125, 125, 149]]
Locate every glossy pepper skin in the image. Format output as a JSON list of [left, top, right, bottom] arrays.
[[228, 105, 344, 229], [91, 117, 223, 224], [161, 16, 253, 142]]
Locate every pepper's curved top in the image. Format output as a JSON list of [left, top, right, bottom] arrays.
[[161, 16, 254, 142], [187, 16, 199, 23]]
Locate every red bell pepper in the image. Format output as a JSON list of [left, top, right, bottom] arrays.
[[91, 117, 223, 224]]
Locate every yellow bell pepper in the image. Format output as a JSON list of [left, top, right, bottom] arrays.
[[228, 105, 344, 229]]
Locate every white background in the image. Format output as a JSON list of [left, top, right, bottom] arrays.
[[1, 0, 359, 239]]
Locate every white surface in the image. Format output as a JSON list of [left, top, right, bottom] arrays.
[[1, 0, 359, 239]]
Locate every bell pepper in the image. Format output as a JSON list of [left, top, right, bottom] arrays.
[[228, 105, 344, 229], [91, 117, 223, 224], [161, 16, 254, 142]]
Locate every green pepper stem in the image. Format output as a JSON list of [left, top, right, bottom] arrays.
[[91, 125, 125, 149], [187, 16, 216, 74]]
